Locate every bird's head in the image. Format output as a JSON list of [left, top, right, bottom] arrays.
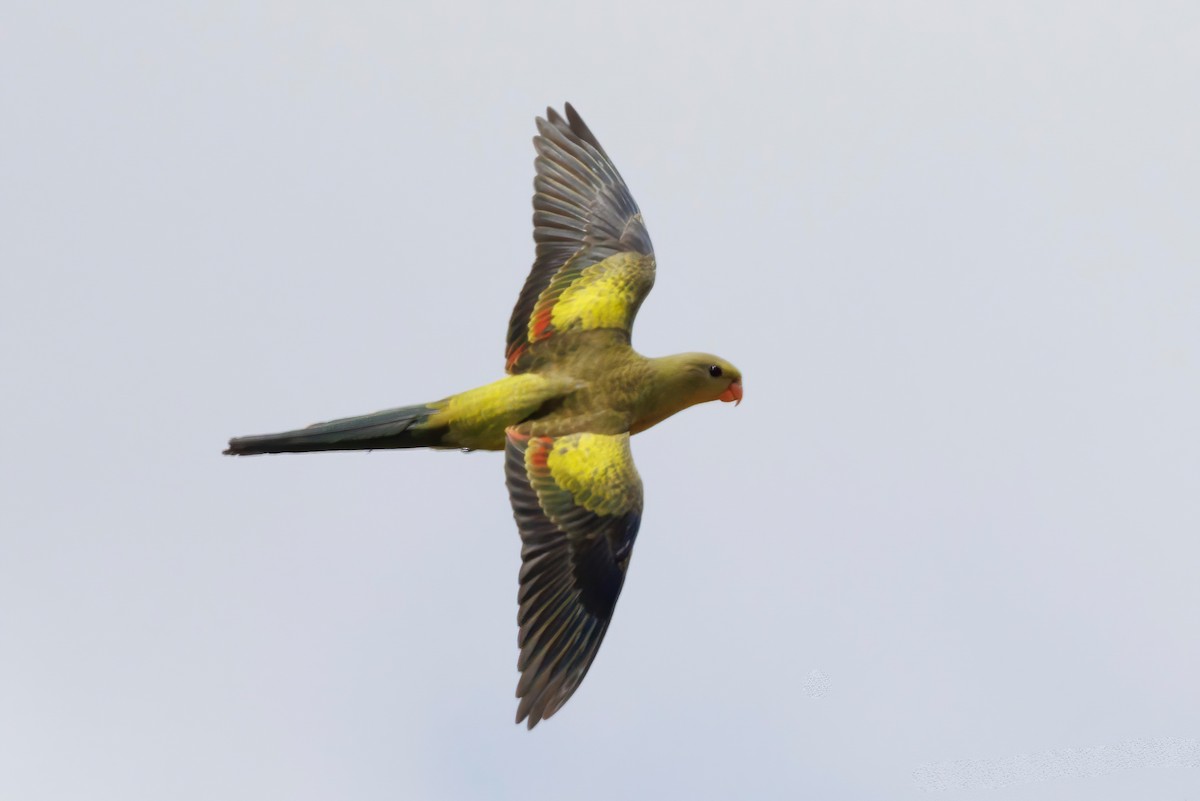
[[664, 353, 743, 407], [632, 353, 743, 435]]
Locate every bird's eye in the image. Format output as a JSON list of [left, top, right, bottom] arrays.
[[708, 365, 723, 378]]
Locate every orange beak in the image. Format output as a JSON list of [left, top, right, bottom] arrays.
[[719, 379, 743, 405]]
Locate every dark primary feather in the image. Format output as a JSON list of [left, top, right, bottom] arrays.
[[504, 431, 643, 728], [505, 104, 655, 372]]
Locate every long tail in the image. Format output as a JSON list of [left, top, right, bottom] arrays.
[[224, 402, 447, 455]]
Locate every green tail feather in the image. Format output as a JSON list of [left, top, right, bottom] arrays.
[[224, 403, 445, 455]]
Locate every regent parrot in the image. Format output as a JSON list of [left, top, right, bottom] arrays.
[[225, 104, 743, 728]]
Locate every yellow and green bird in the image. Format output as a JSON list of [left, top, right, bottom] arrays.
[[225, 104, 742, 728]]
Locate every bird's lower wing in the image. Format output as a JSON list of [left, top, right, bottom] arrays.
[[504, 429, 644, 728]]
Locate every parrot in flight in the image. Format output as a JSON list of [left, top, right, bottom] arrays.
[[225, 104, 742, 728]]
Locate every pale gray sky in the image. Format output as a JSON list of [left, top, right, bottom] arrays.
[[2, 2, 1198, 799]]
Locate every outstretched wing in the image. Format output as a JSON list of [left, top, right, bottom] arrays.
[[504, 429, 644, 727], [505, 104, 656, 373]]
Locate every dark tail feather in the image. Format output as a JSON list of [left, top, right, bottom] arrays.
[[224, 402, 445, 455]]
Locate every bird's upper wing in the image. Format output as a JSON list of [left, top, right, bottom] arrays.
[[504, 429, 643, 727], [505, 104, 655, 373]]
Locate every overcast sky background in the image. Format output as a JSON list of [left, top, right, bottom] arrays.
[[2, 2, 1198, 799]]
